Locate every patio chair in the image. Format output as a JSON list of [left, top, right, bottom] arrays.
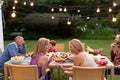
[[73, 66, 106, 80], [7, 64, 40, 80], [0, 48, 2, 55], [55, 44, 64, 52]]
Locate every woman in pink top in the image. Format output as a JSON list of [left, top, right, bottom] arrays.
[[30, 37, 52, 80], [59, 39, 97, 77]]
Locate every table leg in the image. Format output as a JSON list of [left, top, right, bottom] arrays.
[[110, 66, 114, 80], [58, 69, 60, 80]]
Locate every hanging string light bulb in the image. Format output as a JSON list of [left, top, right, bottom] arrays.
[[51, 8, 54, 12], [77, 9, 80, 13], [59, 7, 62, 12], [30, 2, 34, 6], [59, 5, 62, 12], [51, 16, 55, 19], [23, 1, 27, 5], [14, 0, 18, 4], [87, 16, 90, 20], [67, 19, 71, 25], [113, 2, 117, 7], [11, 11, 16, 18], [64, 7, 67, 12], [108, 8, 112, 13], [96, 7, 100, 13], [12, 6, 16, 10], [112, 16, 116, 22]]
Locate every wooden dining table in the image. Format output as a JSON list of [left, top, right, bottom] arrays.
[[4, 54, 114, 80], [48, 55, 114, 80]]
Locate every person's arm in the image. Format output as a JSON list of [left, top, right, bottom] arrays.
[[18, 43, 27, 54], [110, 50, 115, 62], [7, 44, 17, 57], [38, 56, 48, 76], [110, 43, 116, 62]]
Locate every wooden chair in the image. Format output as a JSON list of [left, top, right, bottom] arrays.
[[7, 64, 39, 80], [73, 66, 106, 80], [55, 44, 64, 52], [0, 48, 2, 55]]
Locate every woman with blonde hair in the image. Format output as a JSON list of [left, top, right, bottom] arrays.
[[30, 37, 52, 80], [59, 39, 97, 77]]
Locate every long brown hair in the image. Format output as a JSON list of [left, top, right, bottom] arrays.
[[31, 37, 49, 58]]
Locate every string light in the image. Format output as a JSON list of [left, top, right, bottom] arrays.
[[108, 7, 112, 13], [87, 16, 90, 20], [63, 7, 67, 12], [14, 0, 18, 4], [113, 2, 117, 7], [51, 8, 54, 12], [112, 16, 116, 22], [30, 2, 34, 6], [12, 6, 16, 10], [67, 19, 71, 25], [59, 7, 62, 12], [77, 9, 80, 13], [96, 7, 100, 13], [11, 11, 16, 18], [51, 16, 55, 19], [9, 0, 120, 22], [23, 1, 27, 5]]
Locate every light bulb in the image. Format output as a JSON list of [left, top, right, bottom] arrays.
[[108, 8, 112, 12], [96, 7, 100, 13], [51, 8, 54, 12], [51, 16, 55, 19], [64, 7, 67, 12], [12, 6, 15, 10], [59, 8, 62, 12], [113, 2, 117, 7], [30, 2, 34, 6], [23, 2, 27, 5], [112, 17, 116, 22], [67, 20, 71, 25], [11, 11, 16, 18], [77, 10, 80, 13], [14, 0, 18, 4]]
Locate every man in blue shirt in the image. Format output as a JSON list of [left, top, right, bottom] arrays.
[[0, 36, 27, 73]]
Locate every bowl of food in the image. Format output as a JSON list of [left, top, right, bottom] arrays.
[[54, 57, 66, 62], [11, 56, 24, 64]]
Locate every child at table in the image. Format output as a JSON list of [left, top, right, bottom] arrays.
[[58, 39, 97, 77], [48, 40, 57, 53]]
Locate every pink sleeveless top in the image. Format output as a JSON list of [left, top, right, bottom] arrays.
[[30, 53, 44, 79]]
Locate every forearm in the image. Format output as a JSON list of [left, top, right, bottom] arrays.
[[110, 50, 115, 62], [18, 43, 27, 54], [63, 67, 73, 71]]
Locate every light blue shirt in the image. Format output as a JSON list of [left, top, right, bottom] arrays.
[[0, 42, 27, 64]]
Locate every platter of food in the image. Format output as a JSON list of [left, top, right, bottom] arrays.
[[11, 56, 24, 64]]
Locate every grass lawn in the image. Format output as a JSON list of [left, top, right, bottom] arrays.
[[4, 39, 120, 80]]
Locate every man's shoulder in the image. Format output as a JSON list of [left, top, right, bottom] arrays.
[[7, 42, 16, 47]]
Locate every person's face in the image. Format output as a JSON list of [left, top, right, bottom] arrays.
[[70, 43, 76, 54], [45, 42, 51, 52], [49, 44, 54, 49], [16, 38, 24, 47], [115, 35, 120, 43]]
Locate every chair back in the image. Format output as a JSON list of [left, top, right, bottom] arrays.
[[8, 64, 39, 80], [55, 44, 64, 52], [0, 48, 2, 55], [73, 66, 105, 80]]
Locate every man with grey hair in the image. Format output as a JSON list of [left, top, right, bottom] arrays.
[[0, 36, 27, 74]]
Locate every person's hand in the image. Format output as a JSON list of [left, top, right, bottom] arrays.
[[115, 65, 120, 69], [57, 64, 64, 71], [111, 42, 116, 50]]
